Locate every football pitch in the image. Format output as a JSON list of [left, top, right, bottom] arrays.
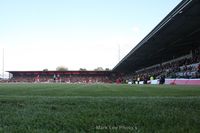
[[0, 83, 200, 132]]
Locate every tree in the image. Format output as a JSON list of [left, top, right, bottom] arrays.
[[94, 67, 104, 71], [43, 68, 48, 71], [105, 68, 110, 71], [56, 66, 68, 71], [79, 68, 87, 71]]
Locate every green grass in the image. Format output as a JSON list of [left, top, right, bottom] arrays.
[[0, 83, 200, 132]]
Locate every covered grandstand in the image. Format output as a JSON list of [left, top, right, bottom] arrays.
[[113, 0, 200, 84], [113, 0, 200, 82], [113, 0, 200, 72], [7, 71, 114, 83]]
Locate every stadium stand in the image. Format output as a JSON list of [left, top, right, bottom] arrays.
[[135, 50, 200, 78], [7, 71, 114, 83], [113, 0, 200, 85]]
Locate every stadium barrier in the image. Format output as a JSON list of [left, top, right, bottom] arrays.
[[139, 81, 144, 84], [149, 79, 200, 85], [165, 79, 200, 85], [150, 80, 159, 85]]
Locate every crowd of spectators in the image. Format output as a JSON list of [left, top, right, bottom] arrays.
[[8, 75, 112, 83], [127, 49, 200, 84]]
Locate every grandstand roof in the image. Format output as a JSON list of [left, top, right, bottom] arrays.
[[113, 0, 200, 72]]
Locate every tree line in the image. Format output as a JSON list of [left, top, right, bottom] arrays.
[[43, 66, 110, 71]]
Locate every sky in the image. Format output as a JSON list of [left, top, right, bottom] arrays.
[[0, 0, 181, 75]]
